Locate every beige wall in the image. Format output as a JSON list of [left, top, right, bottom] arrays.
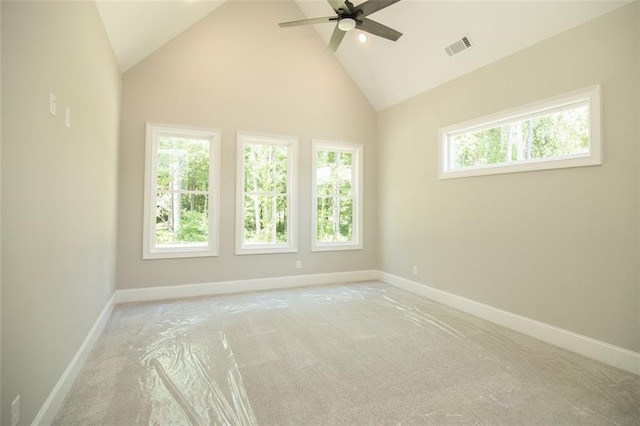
[[1, 2, 121, 424], [377, 3, 640, 352], [117, 1, 377, 289]]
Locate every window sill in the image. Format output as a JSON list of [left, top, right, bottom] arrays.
[[311, 243, 363, 252], [235, 245, 297, 255], [439, 154, 601, 180], [143, 248, 219, 260]]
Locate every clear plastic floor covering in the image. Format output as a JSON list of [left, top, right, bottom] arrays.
[[54, 282, 640, 425]]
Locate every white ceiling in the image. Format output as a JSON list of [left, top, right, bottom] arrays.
[[96, 0, 629, 110], [96, 0, 225, 72]]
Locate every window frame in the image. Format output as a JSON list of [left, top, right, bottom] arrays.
[[438, 85, 602, 180], [236, 132, 298, 255], [143, 123, 221, 260], [311, 140, 363, 252]]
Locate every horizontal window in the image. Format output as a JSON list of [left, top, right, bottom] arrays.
[[438, 85, 601, 179]]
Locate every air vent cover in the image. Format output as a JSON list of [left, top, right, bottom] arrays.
[[445, 35, 473, 57]]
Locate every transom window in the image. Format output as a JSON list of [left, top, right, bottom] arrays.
[[236, 132, 298, 254], [311, 140, 363, 251], [439, 85, 601, 179], [143, 123, 220, 259]]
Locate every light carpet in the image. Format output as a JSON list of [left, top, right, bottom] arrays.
[[54, 281, 640, 425]]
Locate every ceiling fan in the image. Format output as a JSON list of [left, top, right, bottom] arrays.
[[279, 0, 403, 52]]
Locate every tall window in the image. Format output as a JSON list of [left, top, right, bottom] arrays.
[[311, 140, 363, 251], [143, 123, 220, 259], [236, 132, 298, 254], [439, 85, 601, 179]]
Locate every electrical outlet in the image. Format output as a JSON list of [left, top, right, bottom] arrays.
[[65, 106, 71, 128], [11, 395, 20, 426], [296, 260, 302, 269], [412, 265, 418, 275]]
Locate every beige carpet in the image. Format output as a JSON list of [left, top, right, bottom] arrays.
[[54, 282, 640, 425]]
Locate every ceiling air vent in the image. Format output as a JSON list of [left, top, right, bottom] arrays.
[[445, 35, 473, 57]]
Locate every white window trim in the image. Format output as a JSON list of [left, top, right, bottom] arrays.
[[236, 132, 298, 255], [311, 140, 363, 252], [143, 123, 221, 260], [438, 85, 602, 180]]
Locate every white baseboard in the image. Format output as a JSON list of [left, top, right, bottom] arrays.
[[115, 270, 379, 304], [32, 294, 116, 425], [378, 271, 640, 376]]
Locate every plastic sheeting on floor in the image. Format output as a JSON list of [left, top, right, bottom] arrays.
[[54, 282, 640, 425]]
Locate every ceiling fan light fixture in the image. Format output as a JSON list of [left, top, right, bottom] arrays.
[[278, 0, 404, 52], [338, 18, 356, 32], [358, 32, 367, 43]]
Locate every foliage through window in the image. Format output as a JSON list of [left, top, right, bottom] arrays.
[[144, 124, 220, 259], [439, 86, 601, 179], [236, 133, 298, 254], [312, 141, 363, 251]]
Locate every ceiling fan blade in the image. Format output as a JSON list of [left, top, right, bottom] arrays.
[[327, 24, 347, 52], [357, 17, 402, 41], [279, 16, 336, 28], [327, 0, 350, 14], [354, 0, 402, 17]]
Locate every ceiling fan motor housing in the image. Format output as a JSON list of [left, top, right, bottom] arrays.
[[338, 18, 357, 31]]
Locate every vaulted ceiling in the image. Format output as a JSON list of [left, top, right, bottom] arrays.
[[96, 0, 628, 110]]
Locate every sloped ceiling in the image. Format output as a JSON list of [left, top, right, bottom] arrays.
[[96, 0, 629, 110], [96, 0, 225, 72]]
